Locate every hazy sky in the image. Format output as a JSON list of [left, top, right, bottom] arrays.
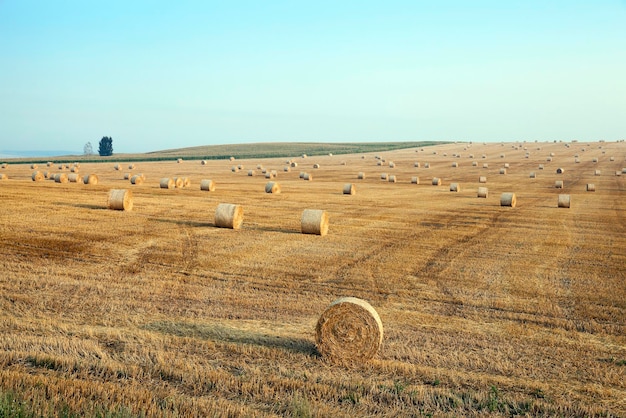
[[1, 1, 625, 154]]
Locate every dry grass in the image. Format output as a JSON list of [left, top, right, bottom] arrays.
[[0, 141, 625, 417]]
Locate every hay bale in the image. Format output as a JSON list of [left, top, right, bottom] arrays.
[[616, 171, 622, 177], [54, 173, 68, 183], [290, 162, 298, 168], [201, 160, 207, 165], [592, 158, 598, 163], [539, 164, 544, 170], [623, 168, 626, 174], [107, 189, 133, 211], [483, 163, 488, 168], [450, 183, 460, 192], [47, 162, 53, 167], [313, 163, 320, 169], [238, 164, 244, 170], [31, 164, 38, 169], [452, 162, 458, 168], [411, 176, 419, 184], [377, 161, 383, 166], [200, 179, 216, 191], [299, 172, 305, 179], [83, 174, 98, 185], [68, 173, 82, 183], [477, 187, 488, 198], [0, 173, 6, 180], [265, 181, 281, 194], [229, 156, 235, 161], [586, 183, 595, 192], [504, 163, 510, 168], [174, 177, 184, 188], [555, 180, 564, 189], [283, 166, 291, 172], [529, 172, 536, 178], [357, 172, 365, 180], [479, 176, 487, 183], [128, 164, 135, 169], [44, 171, 52, 179], [500, 193, 516, 207], [414, 162, 420, 168], [556, 167, 564, 174], [432, 177, 441, 186], [547, 157, 553, 162], [343, 183, 355, 195], [160, 178, 175, 189], [389, 162, 395, 168], [231, 166, 239, 173], [70, 166, 79, 173], [130, 175, 144, 185], [123, 173, 131, 180], [31, 171, 44, 181], [424, 163, 430, 168], [301, 209, 329, 236], [248, 170, 255, 176], [183, 177, 191, 188], [114, 164, 121, 170], [214, 203, 243, 229], [558, 194, 571, 208], [499, 168, 506, 175], [380, 173, 388, 180], [303, 173, 312, 181], [472, 161, 478, 166], [388, 175, 396, 183], [315, 297, 383, 364], [594, 170, 601, 176], [610, 156, 615, 161]]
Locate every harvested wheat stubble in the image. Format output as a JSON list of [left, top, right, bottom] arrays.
[[558, 194, 571, 208], [432, 177, 441, 186], [31, 171, 44, 182], [265, 181, 281, 194], [214, 203, 243, 229], [450, 183, 460, 192], [107, 189, 133, 211], [479, 176, 487, 183], [411, 176, 419, 184], [200, 179, 216, 192], [477, 187, 488, 198], [500, 192, 516, 207], [357, 172, 365, 180], [343, 183, 355, 195], [301, 209, 329, 236], [83, 174, 98, 185], [160, 178, 175, 189], [130, 175, 143, 185], [174, 177, 184, 188], [68, 173, 82, 183], [388, 175, 397, 183], [316, 297, 383, 364], [54, 173, 68, 183], [555, 180, 564, 189], [586, 184, 596, 192]]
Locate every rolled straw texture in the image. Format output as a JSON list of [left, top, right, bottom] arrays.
[[303, 173, 312, 181], [388, 175, 396, 183], [200, 179, 216, 191], [477, 187, 488, 198], [83, 174, 98, 185], [586, 184, 595, 192], [500, 192, 516, 207], [265, 181, 281, 194], [555, 180, 564, 189], [214, 203, 243, 229], [54, 173, 68, 183], [449, 183, 460, 192], [479, 176, 487, 183], [558, 194, 571, 208], [357, 172, 365, 180], [160, 178, 175, 189], [174, 177, 184, 188], [343, 183, 355, 195], [432, 177, 441, 186], [107, 189, 133, 211], [130, 175, 143, 185], [68, 173, 82, 183], [315, 297, 383, 364], [411, 176, 419, 184], [32, 171, 44, 182], [301, 209, 329, 236]]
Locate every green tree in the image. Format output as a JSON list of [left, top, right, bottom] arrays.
[[98, 136, 113, 156]]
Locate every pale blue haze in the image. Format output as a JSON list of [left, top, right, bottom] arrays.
[[1, 1, 625, 154]]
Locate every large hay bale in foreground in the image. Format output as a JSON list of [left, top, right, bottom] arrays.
[[558, 194, 571, 208], [477, 187, 488, 198], [214, 203, 243, 229], [160, 178, 175, 189], [83, 174, 98, 185], [343, 183, 355, 195], [32, 171, 44, 182], [301, 209, 329, 236], [107, 189, 133, 211], [500, 192, 516, 207], [316, 297, 383, 364], [265, 181, 281, 194], [200, 179, 216, 191], [54, 173, 68, 183]]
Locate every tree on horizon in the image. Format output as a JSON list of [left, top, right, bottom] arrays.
[[98, 136, 113, 156]]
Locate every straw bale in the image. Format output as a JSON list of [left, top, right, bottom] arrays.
[[200, 179, 216, 191], [500, 192, 516, 207], [214, 203, 243, 229], [160, 178, 175, 189], [477, 187, 488, 198], [83, 174, 98, 185], [107, 189, 133, 211], [301, 209, 329, 236], [32, 171, 44, 181], [343, 183, 355, 195], [558, 194, 571, 208], [265, 181, 281, 194]]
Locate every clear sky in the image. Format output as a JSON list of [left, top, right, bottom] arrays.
[[1, 1, 625, 154]]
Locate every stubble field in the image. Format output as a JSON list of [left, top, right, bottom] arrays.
[[1, 141, 625, 417]]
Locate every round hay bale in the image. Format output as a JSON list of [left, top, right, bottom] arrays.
[[214, 203, 243, 229], [58, 164, 65, 170], [594, 170, 601, 176], [299, 172, 305, 179], [483, 163, 488, 168], [130, 175, 144, 185], [555, 180, 564, 189], [31, 164, 38, 169], [432, 177, 441, 186], [558, 194, 571, 208], [452, 162, 458, 168], [303, 173, 312, 181], [622, 168, 626, 174], [83, 174, 98, 185], [539, 164, 544, 170], [547, 157, 553, 162], [449, 183, 460, 192], [270, 170, 278, 178], [302, 154, 307, 158], [389, 162, 395, 168], [160, 178, 175, 189], [54, 173, 68, 183], [388, 175, 396, 183], [411, 176, 419, 184], [357, 172, 365, 180], [592, 158, 598, 163], [123, 173, 131, 180], [229, 156, 235, 161], [257, 164, 264, 170], [44, 171, 52, 179], [32, 171, 44, 181], [200, 179, 216, 191], [68, 173, 82, 183], [301, 209, 329, 236], [290, 162, 298, 168], [499, 168, 506, 175], [0, 173, 7, 180], [201, 160, 207, 165], [70, 166, 79, 173], [177, 158, 183, 163], [248, 170, 255, 176], [183, 177, 191, 188], [313, 163, 320, 169], [479, 176, 487, 183], [424, 163, 430, 168], [238, 164, 244, 170], [107, 189, 133, 211], [283, 166, 291, 172], [174, 177, 184, 188], [343, 183, 355, 195], [616, 171, 622, 177], [414, 162, 420, 168], [231, 166, 239, 173], [472, 161, 478, 166], [47, 162, 53, 167], [586, 183, 595, 192], [575, 158, 580, 163], [504, 163, 510, 168], [556, 167, 564, 174], [315, 297, 383, 364], [265, 181, 281, 194], [529, 172, 536, 178], [500, 192, 516, 207], [128, 164, 135, 169], [610, 156, 615, 161], [114, 164, 121, 171], [264, 172, 272, 179], [477, 187, 488, 198], [380, 173, 388, 180]]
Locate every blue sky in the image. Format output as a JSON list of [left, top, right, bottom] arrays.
[[1, 1, 625, 154]]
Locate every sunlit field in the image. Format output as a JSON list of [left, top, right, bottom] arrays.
[[1, 141, 625, 417]]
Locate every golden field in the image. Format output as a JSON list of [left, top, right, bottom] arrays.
[[0, 141, 625, 417]]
